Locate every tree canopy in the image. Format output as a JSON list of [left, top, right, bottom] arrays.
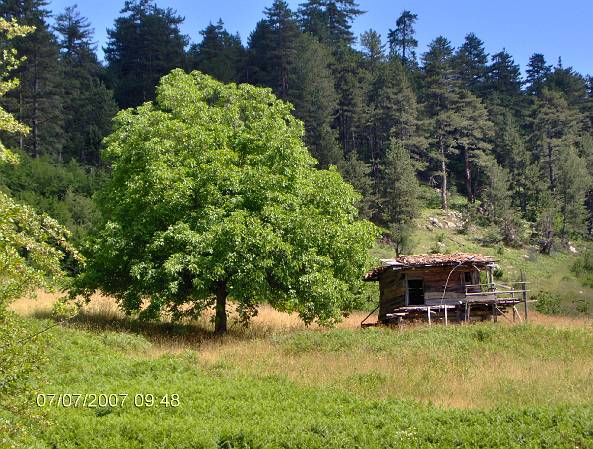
[[73, 69, 379, 333]]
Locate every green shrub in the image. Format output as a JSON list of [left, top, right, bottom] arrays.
[[418, 184, 441, 209], [492, 265, 504, 279], [480, 226, 502, 246], [534, 291, 562, 315], [575, 299, 590, 315], [571, 250, 593, 287]]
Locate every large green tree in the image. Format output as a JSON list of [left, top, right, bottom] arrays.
[[494, 112, 543, 220], [74, 70, 378, 334]]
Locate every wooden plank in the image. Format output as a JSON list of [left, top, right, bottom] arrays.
[[465, 290, 530, 296], [521, 271, 528, 321]]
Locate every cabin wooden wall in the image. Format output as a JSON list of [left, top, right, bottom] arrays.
[[378, 266, 483, 317], [378, 270, 406, 321]]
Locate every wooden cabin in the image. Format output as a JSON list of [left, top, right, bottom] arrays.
[[362, 253, 527, 326]]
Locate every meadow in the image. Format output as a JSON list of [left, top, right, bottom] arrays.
[[5, 292, 593, 448]]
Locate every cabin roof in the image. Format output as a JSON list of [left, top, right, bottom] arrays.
[[364, 253, 496, 281]]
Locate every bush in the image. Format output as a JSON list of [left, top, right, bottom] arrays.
[[418, 184, 442, 209], [571, 250, 593, 287], [534, 291, 562, 315], [492, 265, 504, 279], [575, 299, 590, 315], [480, 225, 502, 246]]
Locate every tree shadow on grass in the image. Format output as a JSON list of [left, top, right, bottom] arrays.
[[30, 307, 267, 349]]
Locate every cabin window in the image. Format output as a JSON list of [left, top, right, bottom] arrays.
[[464, 271, 473, 285], [407, 279, 424, 305]]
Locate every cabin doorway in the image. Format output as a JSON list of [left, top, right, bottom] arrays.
[[407, 279, 425, 305]]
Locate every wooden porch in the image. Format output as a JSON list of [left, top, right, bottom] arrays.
[[362, 280, 531, 327]]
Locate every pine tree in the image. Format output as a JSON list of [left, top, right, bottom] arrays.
[[530, 88, 585, 191], [422, 36, 457, 209], [379, 139, 419, 255], [484, 49, 523, 110], [545, 60, 589, 107], [480, 156, 523, 246], [525, 53, 551, 96], [104, 0, 187, 108], [364, 55, 424, 185], [186, 19, 245, 83], [449, 90, 494, 203], [556, 145, 590, 240], [387, 10, 418, 65], [495, 112, 543, 220], [55, 5, 117, 164], [359, 29, 385, 168], [0, 0, 63, 158], [360, 29, 384, 76], [338, 151, 374, 219], [297, 0, 327, 41], [298, 1, 366, 163], [453, 33, 488, 94], [289, 33, 341, 167], [585, 75, 593, 131], [332, 45, 366, 157], [247, 1, 300, 99], [297, 0, 363, 47]]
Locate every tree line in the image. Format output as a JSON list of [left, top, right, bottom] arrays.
[[1, 0, 592, 253]]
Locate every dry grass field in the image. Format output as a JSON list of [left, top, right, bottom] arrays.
[[11, 291, 593, 410]]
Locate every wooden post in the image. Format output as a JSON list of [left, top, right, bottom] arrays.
[[427, 306, 431, 325], [487, 267, 494, 291], [492, 303, 497, 322], [511, 287, 516, 322], [444, 306, 448, 326], [520, 271, 528, 321]]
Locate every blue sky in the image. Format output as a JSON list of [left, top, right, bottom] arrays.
[[46, 0, 593, 76]]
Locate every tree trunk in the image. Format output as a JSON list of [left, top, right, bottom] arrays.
[[547, 141, 555, 192], [214, 282, 227, 335], [440, 137, 448, 210], [464, 147, 475, 203]]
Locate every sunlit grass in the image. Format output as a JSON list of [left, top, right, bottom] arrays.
[[12, 292, 593, 410]]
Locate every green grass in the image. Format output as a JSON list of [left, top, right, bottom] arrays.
[[6, 200, 593, 448], [5, 317, 593, 448]]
